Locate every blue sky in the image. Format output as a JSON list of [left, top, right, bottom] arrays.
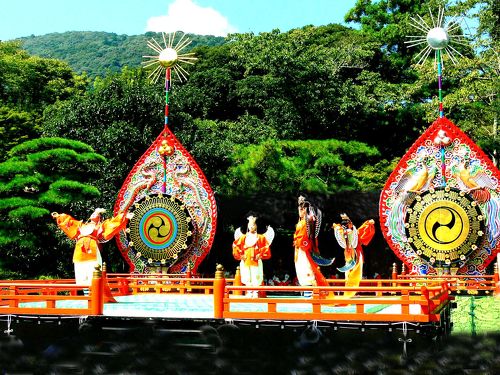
[[0, 0, 358, 41]]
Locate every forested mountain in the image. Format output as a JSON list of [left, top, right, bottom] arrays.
[[19, 31, 225, 77]]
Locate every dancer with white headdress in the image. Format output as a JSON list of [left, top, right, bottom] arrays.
[[233, 216, 274, 297]]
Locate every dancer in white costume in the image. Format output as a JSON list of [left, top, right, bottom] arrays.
[[232, 216, 274, 297]]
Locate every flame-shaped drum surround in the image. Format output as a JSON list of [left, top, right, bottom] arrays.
[[379, 117, 500, 275], [114, 128, 217, 274]]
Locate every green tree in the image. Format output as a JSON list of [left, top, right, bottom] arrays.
[[417, 54, 499, 164], [408, 0, 499, 163], [0, 41, 87, 110], [175, 116, 278, 191], [41, 24, 422, 198], [345, 0, 495, 160], [224, 25, 382, 140], [222, 138, 389, 196], [0, 137, 105, 278], [43, 68, 164, 210], [0, 105, 37, 157], [445, 0, 499, 164], [173, 24, 423, 160], [345, 0, 449, 81], [0, 41, 88, 161]]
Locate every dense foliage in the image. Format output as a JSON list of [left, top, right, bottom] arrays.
[[0, 138, 105, 277], [43, 68, 165, 206], [0, 41, 88, 161], [222, 139, 387, 195]]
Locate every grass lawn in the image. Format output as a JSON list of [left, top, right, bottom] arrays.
[[451, 295, 500, 335]]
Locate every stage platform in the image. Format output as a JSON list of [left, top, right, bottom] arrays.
[[16, 294, 420, 319], [0, 270, 457, 337]]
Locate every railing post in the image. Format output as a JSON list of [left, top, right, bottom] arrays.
[[214, 264, 226, 319], [392, 263, 398, 280], [102, 263, 117, 303], [401, 289, 409, 315], [313, 288, 321, 313], [401, 263, 406, 276], [391, 263, 398, 292], [440, 281, 449, 304], [420, 286, 430, 314], [186, 264, 192, 293], [119, 276, 130, 295], [494, 262, 500, 297], [234, 266, 242, 296], [90, 265, 104, 315], [9, 286, 18, 308]]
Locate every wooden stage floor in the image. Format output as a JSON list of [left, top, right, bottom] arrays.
[[17, 293, 421, 319]]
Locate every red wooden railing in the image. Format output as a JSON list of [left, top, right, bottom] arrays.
[[211, 265, 453, 322], [0, 267, 104, 315], [3, 261, 497, 322], [392, 262, 500, 295], [105, 273, 221, 295]]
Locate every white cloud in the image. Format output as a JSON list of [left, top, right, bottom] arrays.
[[146, 0, 237, 37]]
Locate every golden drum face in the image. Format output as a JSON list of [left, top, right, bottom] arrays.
[[419, 201, 468, 251], [127, 194, 193, 267], [405, 187, 485, 266]]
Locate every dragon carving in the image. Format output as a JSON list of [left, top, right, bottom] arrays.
[[120, 160, 158, 213]]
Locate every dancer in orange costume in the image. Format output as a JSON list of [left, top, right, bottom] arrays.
[[52, 208, 132, 286], [233, 216, 274, 298], [332, 214, 375, 297], [293, 196, 333, 297]]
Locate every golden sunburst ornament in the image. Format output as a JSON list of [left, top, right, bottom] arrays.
[[405, 7, 469, 65], [142, 31, 198, 83]]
